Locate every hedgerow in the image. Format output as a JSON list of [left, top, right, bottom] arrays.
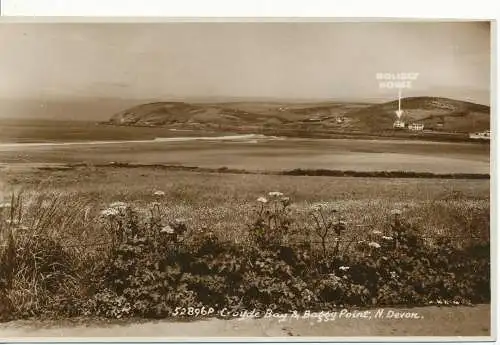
[[0, 191, 490, 320]]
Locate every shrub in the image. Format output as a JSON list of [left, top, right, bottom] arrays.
[[0, 191, 491, 321], [248, 192, 294, 249]]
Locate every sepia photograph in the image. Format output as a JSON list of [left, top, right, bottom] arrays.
[[0, 19, 493, 340]]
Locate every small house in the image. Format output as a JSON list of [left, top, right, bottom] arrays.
[[393, 120, 405, 129], [408, 123, 424, 131], [469, 130, 490, 140]]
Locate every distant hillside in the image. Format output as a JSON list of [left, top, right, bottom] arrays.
[[347, 97, 490, 132], [106, 97, 490, 134]]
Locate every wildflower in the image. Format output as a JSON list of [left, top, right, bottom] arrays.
[[153, 190, 166, 197], [302, 288, 313, 299], [437, 300, 443, 305], [339, 220, 347, 225], [372, 230, 382, 235], [122, 303, 131, 314], [109, 201, 127, 210], [100, 208, 119, 217], [368, 241, 381, 249], [268, 191, 284, 197], [0, 202, 11, 209], [390, 209, 402, 216], [257, 197, 268, 204], [160, 225, 175, 234], [453, 301, 460, 305], [390, 271, 397, 278], [339, 266, 350, 271], [382, 235, 394, 240]]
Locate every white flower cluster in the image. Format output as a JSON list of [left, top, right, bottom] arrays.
[[100, 201, 128, 218], [257, 197, 268, 204], [311, 202, 329, 211], [160, 225, 175, 234], [372, 231, 393, 241], [256, 191, 290, 205], [0, 202, 12, 209], [109, 201, 127, 211], [100, 208, 120, 217], [390, 209, 402, 216]]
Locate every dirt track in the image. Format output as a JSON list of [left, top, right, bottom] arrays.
[[0, 305, 492, 340]]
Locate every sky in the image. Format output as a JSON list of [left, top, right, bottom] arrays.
[[0, 21, 491, 119]]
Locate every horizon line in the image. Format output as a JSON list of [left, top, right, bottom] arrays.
[[0, 94, 491, 106]]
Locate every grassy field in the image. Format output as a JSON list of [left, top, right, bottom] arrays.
[[0, 165, 490, 321], [0, 166, 489, 247]]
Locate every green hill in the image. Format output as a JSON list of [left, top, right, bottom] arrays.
[[347, 97, 490, 132], [107, 97, 490, 134]]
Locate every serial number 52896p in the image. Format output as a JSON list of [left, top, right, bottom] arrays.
[[172, 306, 216, 317]]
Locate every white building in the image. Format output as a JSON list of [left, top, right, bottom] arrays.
[[393, 120, 405, 129], [408, 123, 424, 131], [469, 130, 491, 140]]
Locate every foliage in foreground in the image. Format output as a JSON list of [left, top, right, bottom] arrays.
[[0, 192, 490, 321]]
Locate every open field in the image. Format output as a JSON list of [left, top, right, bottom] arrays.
[[0, 166, 489, 246], [0, 165, 491, 324]]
